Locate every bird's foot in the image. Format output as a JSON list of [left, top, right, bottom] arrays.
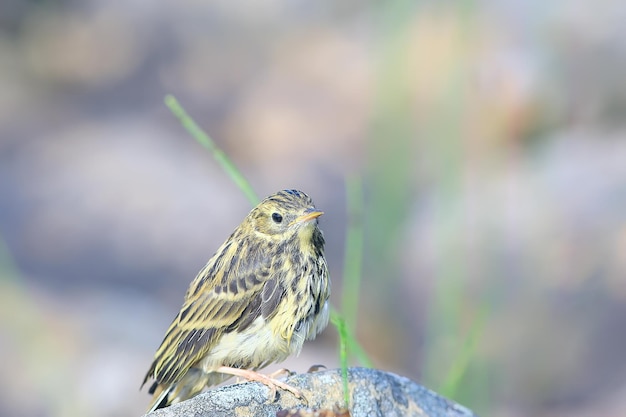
[[216, 366, 306, 403]]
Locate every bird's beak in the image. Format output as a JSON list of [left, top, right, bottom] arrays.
[[291, 210, 324, 225]]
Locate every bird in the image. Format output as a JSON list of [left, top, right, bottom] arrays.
[[141, 189, 331, 412]]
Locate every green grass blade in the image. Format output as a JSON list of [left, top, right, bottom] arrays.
[[341, 176, 364, 331], [438, 304, 489, 398], [164, 95, 260, 206], [331, 312, 351, 407], [347, 329, 374, 368]]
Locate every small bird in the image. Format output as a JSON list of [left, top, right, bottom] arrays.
[[142, 189, 330, 412]]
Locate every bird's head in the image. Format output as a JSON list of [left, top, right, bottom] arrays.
[[246, 189, 324, 239]]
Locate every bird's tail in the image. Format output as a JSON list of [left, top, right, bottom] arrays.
[[146, 382, 173, 414]]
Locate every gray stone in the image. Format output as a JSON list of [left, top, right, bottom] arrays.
[[143, 367, 478, 417]]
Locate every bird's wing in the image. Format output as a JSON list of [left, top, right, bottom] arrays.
[[143, 237, 279, 387]]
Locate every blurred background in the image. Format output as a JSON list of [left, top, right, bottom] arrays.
[[2, 1, 626, 416]]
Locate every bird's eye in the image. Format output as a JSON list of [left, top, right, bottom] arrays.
[[271, 212, 283, 223]]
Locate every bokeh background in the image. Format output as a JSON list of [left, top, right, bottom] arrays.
[[2, 1, 626, 416]]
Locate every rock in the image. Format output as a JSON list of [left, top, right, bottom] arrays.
[[143, 367, 478, 417]]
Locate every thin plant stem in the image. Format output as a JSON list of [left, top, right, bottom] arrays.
[[341, 176, 364, 330], [331, 312, 351, 407], [164, 95, 260, 206]]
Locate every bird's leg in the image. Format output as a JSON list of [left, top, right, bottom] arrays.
[[215, 366, 304, 402]]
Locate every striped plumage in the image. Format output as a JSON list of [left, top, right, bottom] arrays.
[[142, 189, 330, 412]]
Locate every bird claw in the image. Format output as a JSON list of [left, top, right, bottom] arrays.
[[267, 378, 302, 399], [306, 364, 326, 373], [268, 368, 296, 379], [260, 374, 308, 405]]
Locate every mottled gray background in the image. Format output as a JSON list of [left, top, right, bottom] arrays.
[[1, 1, 626, 416]]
